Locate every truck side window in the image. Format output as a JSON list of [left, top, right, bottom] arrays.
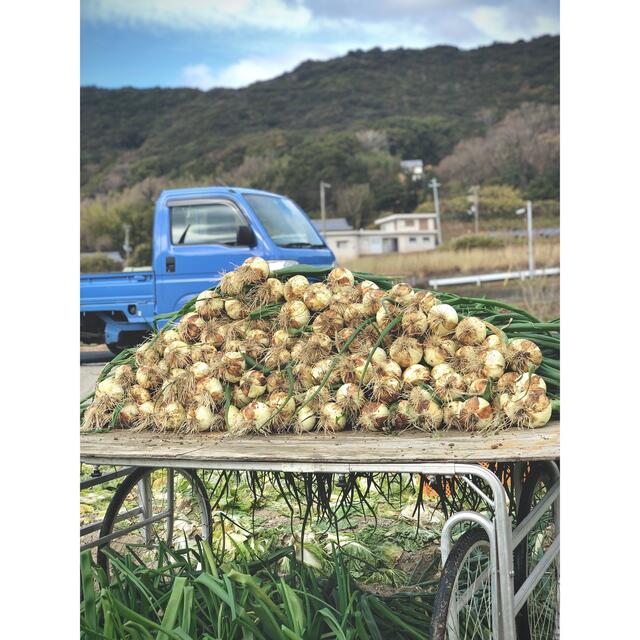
[[170, 202, 244, 245]]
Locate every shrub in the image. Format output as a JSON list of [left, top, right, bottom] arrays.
[[80, 254, 122, 273], [450, 235, 505, 251], [129, 242, 152, 267]]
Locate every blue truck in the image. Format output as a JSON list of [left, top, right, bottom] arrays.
[[81, 187, 336, 353]]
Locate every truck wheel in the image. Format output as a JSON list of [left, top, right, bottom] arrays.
[[107, 343, 124, 355]]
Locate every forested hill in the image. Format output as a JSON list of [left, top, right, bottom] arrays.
[[81, 35, 558, 202]]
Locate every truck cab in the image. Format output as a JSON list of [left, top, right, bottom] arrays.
[[81, 187, 335, 352]]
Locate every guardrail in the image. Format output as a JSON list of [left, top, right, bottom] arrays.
[[428, 266, 560, 289]]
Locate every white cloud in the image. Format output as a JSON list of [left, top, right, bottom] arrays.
[[83, 0, 313, 32], [465, 5, 558, 43], [181, 45, 354, 89]]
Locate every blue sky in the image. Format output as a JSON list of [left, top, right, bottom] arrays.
[[81, 0, 559, 89]]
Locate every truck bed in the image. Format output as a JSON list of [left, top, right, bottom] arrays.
[[80, 271, 154, 312]]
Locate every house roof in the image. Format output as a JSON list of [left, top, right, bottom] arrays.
[[374, 212, 436, 225], [310, 217, 353, 232]]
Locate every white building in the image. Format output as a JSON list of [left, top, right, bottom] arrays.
[[312, 213, 439, 261]]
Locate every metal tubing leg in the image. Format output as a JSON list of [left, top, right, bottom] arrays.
[[166, 468, 175, 544], [455, 464, 516, 640], [137, 474, 153, 544]]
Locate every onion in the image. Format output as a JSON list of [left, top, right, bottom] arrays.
[[401, 310, 428, 336], [293, 363, 315, 390], [303, 385, 331, 412], [162, 329, 181, 345], [255, 277, 285, 305], [434, 372, 465, 401], [362, 289, 385, 315], [327, 267, 354, 288], [455, 317, 487, 346], [415, 290, 439, 314], [417, 397, 443, 431], [389, 282, 415, 305], [389, 337, 422, 368], [203, 377, 224, 404], [357, 280, 379, 297], [423, 338, 456, 367], [513, 372, 547, 396], [402, 364, 431, 387], [504, 390, 552, 428], [507, 339, 543, 373], [188, 405, 217, 432], [303, 282, 332, 312], [343, 303, 367, 327], [460, 397, 494, 431], [264, 345, 291, 369], [135, 342, 161, 367], [200, 321, 226, 347], [221, 351, 246, 382], [266, 371, 288, 393], [81, 403, 111, 431], [466, 377, 489, 396], [241, 256, 270, 283], [178, 312, 206, 343], [482, 349, 506, 380], [241, 401, 272, 432], [137, 401, 155, 429], [118, 402, 139, 428], [380, 359, 402, 378], [319, 403, 347, 432], [219, 270, 244, 296], [113, 364, 135, 388], [371, 375, 402, 403], [427, 304, 459, 336], [190, 343, 218, 364], [239, 370, 267, 399], [195, 289, 224, 319], [190, 361, 211, 381], [232, 385, 251, 408], [496, 372, 519, 395], [312, 309, 344, 336], [390, 399, 417, 430], [358, 401, 390, 431], [284, 275, 310, 301], [296, 406, 317, 433], [483, 334, 507, 355], [226, 405, 244, 433], [454, 345, 485, 375], [443, 401, 465, 429], [164, 340, 191, 368], [272, 329, 292, 347], [161, 401, 186, 431], [136, 366, 162, 389], [431, 362, 454, 381], [335, 382, 364, 413], [267, 391, 296, 428], [279, 300, 311, 330], [130, 384, 152, 405], [224, 298, 248, 320], [299, 333, 333, 364], [311, 358, 339, 385], [375, 305, 395, 330], [96, 378, 125, 406]]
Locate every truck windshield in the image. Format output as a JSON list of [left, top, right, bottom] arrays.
[[244, 194, 325, 248]]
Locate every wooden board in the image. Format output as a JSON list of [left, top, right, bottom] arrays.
[[80, 421, 559, 471]]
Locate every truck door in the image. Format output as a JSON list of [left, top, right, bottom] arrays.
[[154, 197, 257, 315]]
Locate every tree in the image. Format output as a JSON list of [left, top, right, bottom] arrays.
[[335, 184, 371, 229]]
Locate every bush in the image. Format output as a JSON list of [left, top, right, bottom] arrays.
[[80, 254, 123, 273], [129, 242, 152, 267], [450, 235, 505, 251]]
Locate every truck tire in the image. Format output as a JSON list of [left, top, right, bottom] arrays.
[[107, 342, 124, 355]]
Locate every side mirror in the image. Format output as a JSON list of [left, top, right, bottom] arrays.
[[236, 225, 257, 247]]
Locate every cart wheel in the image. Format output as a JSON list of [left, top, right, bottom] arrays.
[[97, 467, 212, 575], [431, 527, 494, 640], [514, 463, 559, 640]]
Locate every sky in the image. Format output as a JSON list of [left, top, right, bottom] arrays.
[[81, 0, 559, 90]]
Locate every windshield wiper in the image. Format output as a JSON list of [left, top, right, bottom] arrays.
[[280, 242, 325, 248]]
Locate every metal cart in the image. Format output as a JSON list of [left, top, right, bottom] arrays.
[[81, 422, 560, 640]]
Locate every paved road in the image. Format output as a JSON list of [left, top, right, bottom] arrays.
[[80, 349, 113, 400]]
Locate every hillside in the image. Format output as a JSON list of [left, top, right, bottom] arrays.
[[80, 35, 559, 255]]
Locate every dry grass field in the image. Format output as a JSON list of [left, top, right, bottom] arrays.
[[343, 237, 559, 280]]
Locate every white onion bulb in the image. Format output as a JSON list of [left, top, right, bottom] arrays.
[[507, 339, 543, 373], [221, 351, 246, 382], [402, 364, 431, 387], [482, 349, 506, 380], [427, 304, 459, 336], [284, 275, 310, 301], [303, 282, 332, 312], [319, 403, 347, 432], [461, 397, 494, 431], [195, 289, 224, 319], [239, 370, 267, 399], [327, 267, 355, 288], [358, 401, 390, 431], [455, 317, 487, 346], [296, 406, 317, 432], [389, 337, 423, 368]]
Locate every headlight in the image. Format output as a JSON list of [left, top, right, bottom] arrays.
[[267, 260, 299, 271]]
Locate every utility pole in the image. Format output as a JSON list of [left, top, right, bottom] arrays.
[[122, 223, 132, 262], [320, 181, 331, 236], [468, 186, 480, 234], [516, 200, 535, 277], [429, 178, 443, 246]]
